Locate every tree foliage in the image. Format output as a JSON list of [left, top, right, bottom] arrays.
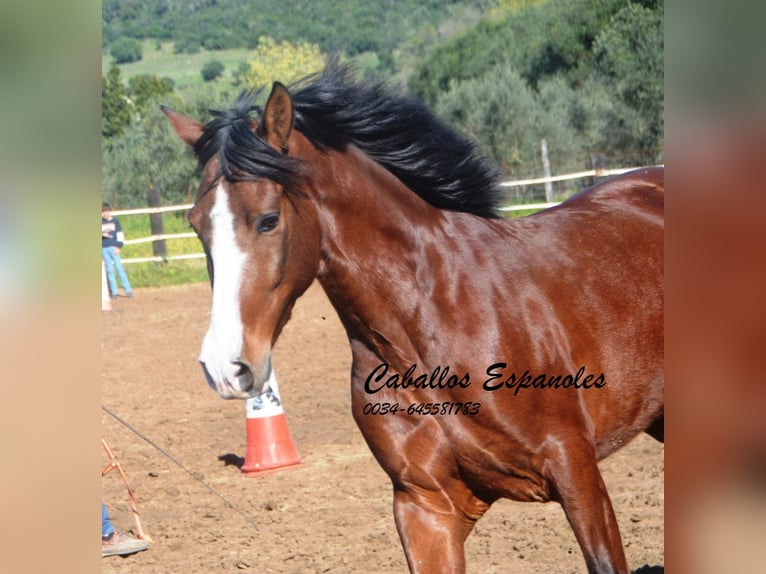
[[435, 65, 543, 174], [591, 2, 664, 156], [110, 37, 143, 64], [101, 0, 665, 206], [243, 37, 325, 89], [101, 66, 224, 207], [101, 63, 132, 139], [127, 74, 175, 110], [101, 86, 237, 208], [102, 102, 198, 208], [102, 0, 472, 73], [201, 59, 225, 82], [412, 0, 664, 174]]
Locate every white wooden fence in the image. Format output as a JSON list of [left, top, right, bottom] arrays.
[[497, 166, 649, 212], [113, 166, 653, 265]]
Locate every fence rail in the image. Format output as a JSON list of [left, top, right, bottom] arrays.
[[113, 204, 195, 216], [497, 166, 649, 211], [123, 253, 206, 265], [113, 166, 658, 264], [122, 232, 198, 246], [499, 166, 640, 188]]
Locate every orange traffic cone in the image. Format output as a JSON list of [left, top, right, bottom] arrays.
[[102, 261, 112, 311], [241, 370, 302, 476]]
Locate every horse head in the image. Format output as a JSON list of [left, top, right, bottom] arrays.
[[163, 84, 319, 399]]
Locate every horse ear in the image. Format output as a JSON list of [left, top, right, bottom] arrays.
[[161, 106, 203, 147], [260, 82, 294, 152]]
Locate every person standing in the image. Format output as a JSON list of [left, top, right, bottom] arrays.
[[101, 202, 133, 299], [102, 502, 149, 557]]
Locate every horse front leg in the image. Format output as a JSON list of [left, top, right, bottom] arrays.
[[547, 442, 629, 574], [392, 486, 485, 574]]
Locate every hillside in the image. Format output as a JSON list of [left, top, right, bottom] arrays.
[[102, 0, 663, 208], [102, 41, 256, 90], [102, 0, 486, 75]]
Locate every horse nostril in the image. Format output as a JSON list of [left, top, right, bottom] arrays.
[[232, 360, 255, 391]]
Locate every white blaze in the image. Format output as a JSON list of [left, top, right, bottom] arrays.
[[199, 184, 248, 395]]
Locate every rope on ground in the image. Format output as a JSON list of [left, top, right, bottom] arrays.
[[102, 404, 259, 532]]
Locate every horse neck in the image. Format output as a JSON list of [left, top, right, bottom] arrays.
[[299, 143, 483, 367]]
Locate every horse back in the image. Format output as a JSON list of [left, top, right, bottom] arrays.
[[563, 166, 664, 220], [490, 166, 665, 458]]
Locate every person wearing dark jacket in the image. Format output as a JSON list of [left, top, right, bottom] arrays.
[[101, 203, 133, 299]]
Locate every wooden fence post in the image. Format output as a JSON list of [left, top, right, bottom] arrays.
[[146, 187, 167, 259], [541, 138, 553, 203]]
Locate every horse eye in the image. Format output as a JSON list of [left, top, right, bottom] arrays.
[[256, 213, 279, 233]]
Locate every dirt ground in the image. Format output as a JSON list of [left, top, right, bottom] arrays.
[[101, 282, 664, 574]]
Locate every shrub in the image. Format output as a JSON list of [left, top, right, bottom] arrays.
[[111, 37, 143, 64], [201, 59, 225, 82]]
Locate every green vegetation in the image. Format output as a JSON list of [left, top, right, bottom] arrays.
[[413, 0, 664, 177], [110, 36, 143, 63], [101, 41, 255, 91], [201, 59, 225, 82], [126, 257, 209, 288], [101, 0, 663, 286], [119, 213, 209, 287], [102, 0, 483, 75], [242, 36, 325, 88]]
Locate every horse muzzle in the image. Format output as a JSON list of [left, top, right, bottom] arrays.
[[199, 354, 272, 400]]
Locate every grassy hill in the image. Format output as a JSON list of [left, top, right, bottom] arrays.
[[102, 40, 255, 90]]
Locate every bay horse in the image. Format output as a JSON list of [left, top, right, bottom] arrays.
[[163, 65, 664, 574]]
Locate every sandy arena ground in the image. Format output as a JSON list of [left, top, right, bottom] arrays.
[[101, 282, 663, 573]]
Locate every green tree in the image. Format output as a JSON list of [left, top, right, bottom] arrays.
[[435, 64, 545, 176], [536, 74, 619, 169], [102, 63, 132, 139], [102, 102, 196, 208], [244, 36, 325, 88], [411, 0, 627, 104], [201, 60, 225, 82], [413, 0, 664, 172], [102, 89, 232, 208], [231, 61, 251, 86], [102, 0, 470, 74], [409, 17, 509, 107], [128, 74, 175, 112], [519, 0, 623, 89], [110, 37, 143, 64], [591, 2, 664, 161]]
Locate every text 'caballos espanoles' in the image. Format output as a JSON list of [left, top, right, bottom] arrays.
[[364, 362, 606, 396]]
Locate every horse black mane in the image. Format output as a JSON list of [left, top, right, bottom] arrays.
[[194, 64, 503, 218], [193, 88, 304, 197]]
